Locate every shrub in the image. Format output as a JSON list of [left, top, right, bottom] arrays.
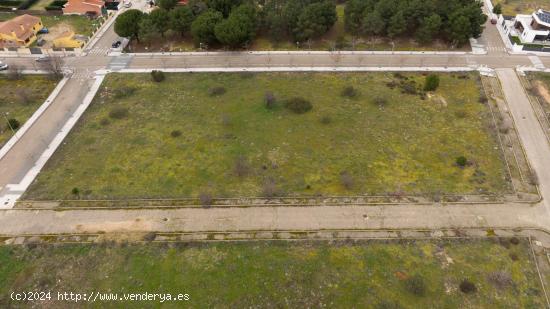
[[264, 91, 276, 109], [424, 74, 440, 91], [455, 156, 468, 167], [455, 110, 467, 118], [170, 130, 182, 137], [487, 271, 513, 290], [284, 97, 312, 114], [341, 86, 358, 98], [233, 155, 249, 178], [335, 35, 346, 50], [320, 115, 331, 124], [109, 107, 129, 119], [151, 70, 165, 82], [373, 96, 388, 107], [262, 178, 279, 197], [340, 171, 354, 190], [240, 72, 254, 79], [509, 252, 519, 261], [493, 3, 502, 15], [375, 300, 404, 309], [510, 237, 520, 245], [209, 86, 226, 96], [199, 192, 213, 208], [143, 232, 156, 242], [6, 65, 23, 80], [405, 275, 426, 296], [528, 170, 539, 185], [71, 187, 79, 196], [100, 118, 110, 126], [221, 114, 231, 126], [16, 89, 33, 105], [393, 72, 406, 79], [113, 86, 136, 99], [17, 0, 38, 9], [7, 118, 20, 131], [0, 0, 22, 7], [459, 279, 477, 294], [400, 81, 417, 94], [479, 93, 488, 103]]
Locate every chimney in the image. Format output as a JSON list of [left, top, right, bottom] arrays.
[[19, 24, 24, 31]]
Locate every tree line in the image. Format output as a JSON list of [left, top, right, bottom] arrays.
[[345, 0, 486, 45], [114, 0, 486, 49]]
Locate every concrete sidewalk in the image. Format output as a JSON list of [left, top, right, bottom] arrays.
[[0, 203, 546, 236], [497, 69, 550, 217]]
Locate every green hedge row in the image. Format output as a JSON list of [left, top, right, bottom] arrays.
[[17, 0, 38, 9], [50, 0, 66, 6], [45, 0, 66, 10], [0, 0, 22, 7]]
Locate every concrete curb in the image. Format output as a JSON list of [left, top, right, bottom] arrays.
[[0, 77, 69, 162], [101, 66, 480, 74], [0, 70, 52, 74], [111, 50, 471, 57]]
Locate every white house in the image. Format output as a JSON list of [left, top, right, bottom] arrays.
[[502, 9, 550, 45]]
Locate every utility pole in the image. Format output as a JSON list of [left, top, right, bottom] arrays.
[[3, 112, 15, 134]]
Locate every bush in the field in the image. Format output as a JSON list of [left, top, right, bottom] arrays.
[[284, 97, 312, 114]]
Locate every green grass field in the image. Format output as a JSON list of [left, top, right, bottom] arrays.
[[493, 0, 550, 15], [0, 239, 545, 308], [24, 72, 510, 200], [0, 76, 58, 147]]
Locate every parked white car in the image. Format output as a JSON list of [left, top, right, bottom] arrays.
[[0, 61, 8, 71], [123, 0, 132, 7]]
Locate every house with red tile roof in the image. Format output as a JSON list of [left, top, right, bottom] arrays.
[[0, 14, 43, 48], [62, 0, 105, 17]]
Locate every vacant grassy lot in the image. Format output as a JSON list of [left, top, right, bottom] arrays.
[[493, 0, 550, 15], [0, 239, 545, 308], [0, 76, 58, 147], [24, 72, 509, 200], [529, 72, 550, 110]]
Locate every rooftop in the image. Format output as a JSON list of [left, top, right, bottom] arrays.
[[0, 14, 41, 41]]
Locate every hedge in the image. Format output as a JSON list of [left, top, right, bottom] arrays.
[[0, 0, 22, 7], [17, 0, 38, 9]]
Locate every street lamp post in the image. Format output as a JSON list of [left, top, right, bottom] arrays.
[[3, 112, 15, 134]]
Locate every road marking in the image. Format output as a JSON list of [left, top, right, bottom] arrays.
[[529, 56, 545, 69], [108, 55, 133, 70]]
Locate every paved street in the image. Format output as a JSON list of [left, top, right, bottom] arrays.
[[1, 13, 550, 238], [497, 69, 550, 215], [0, 203, 546, 236]]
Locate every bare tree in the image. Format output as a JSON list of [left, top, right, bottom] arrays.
[[262, 178, 279, 198], [340, 171, 354, 190], [6, 64, 24, 80], [199, 191, 213, 208], [233, 155, 249, 178], [39, 55, 65, 79], [15, 88, 33, 105]]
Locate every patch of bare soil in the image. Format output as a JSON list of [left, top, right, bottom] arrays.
[[40, 22, 74, 48], [427, 93, 448, 106], [534, 80, 550, 105]]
